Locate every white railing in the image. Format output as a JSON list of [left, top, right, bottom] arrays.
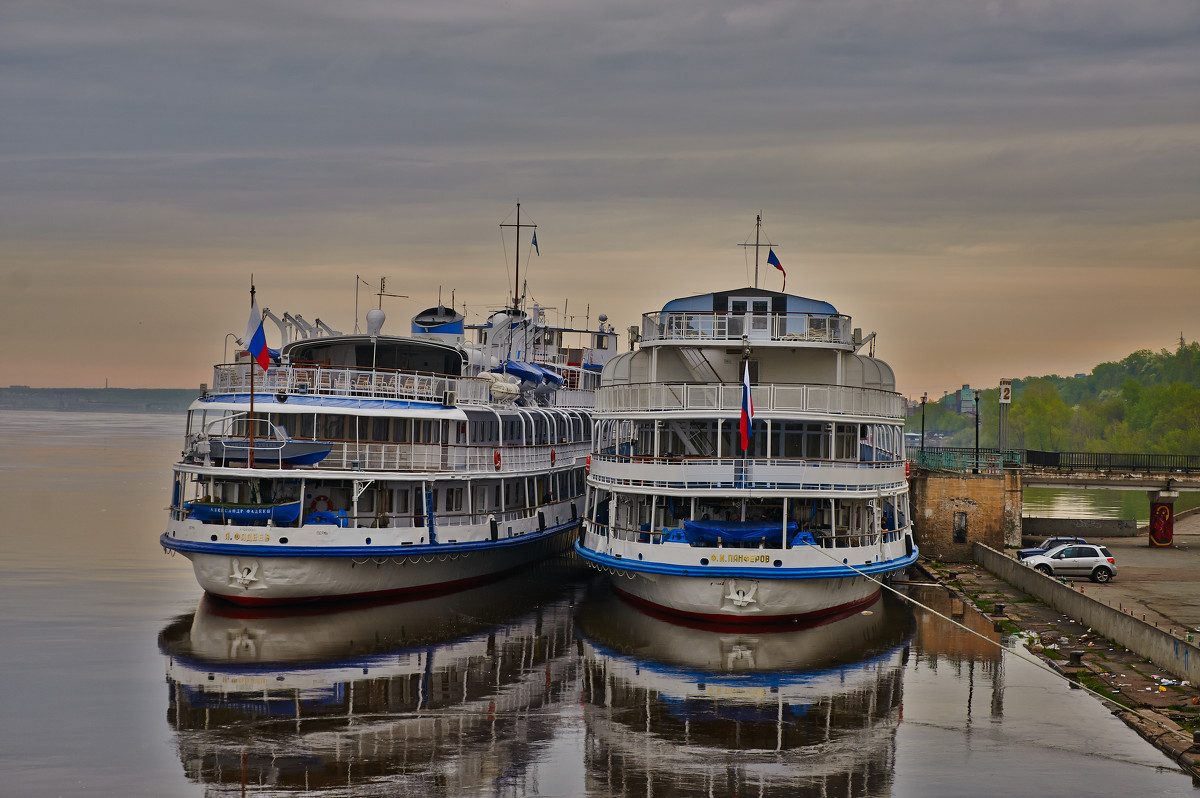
[[588, 454, 907, 493], [596, 382, 904, 418], [584, 520, 908, 550], [196, 439, 590, 475], [641, 311, 853, 345], [210, 364, 490, 405]]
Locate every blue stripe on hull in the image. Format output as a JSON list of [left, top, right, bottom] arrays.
[[162, 520, 580, 558], [573, 541, 918, 580]]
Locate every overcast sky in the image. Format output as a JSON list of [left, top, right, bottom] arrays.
[[2, 0, 1197, 399]]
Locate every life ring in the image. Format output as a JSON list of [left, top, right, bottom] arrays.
[[585, 455, 591, 474], [494, 450, 502, 471], [550, 449, 556, 466], [310, 494, 332, 513]]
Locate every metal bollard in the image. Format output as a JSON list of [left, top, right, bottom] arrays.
[[991, 603, 1006, 617], [1068, 650, 1085, 667]]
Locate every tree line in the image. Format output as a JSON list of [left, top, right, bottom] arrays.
[[907, 343, 1200, 454]]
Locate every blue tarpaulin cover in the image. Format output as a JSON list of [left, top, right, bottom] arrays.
[[682, 519, 798, 545]]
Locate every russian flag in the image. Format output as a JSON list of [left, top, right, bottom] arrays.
[[740, 361, 754, 452], [243, 300, 270, 371], [767, 248, 785, 291]]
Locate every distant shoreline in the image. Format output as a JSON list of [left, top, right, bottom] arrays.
[[0, 386, 197, 414]]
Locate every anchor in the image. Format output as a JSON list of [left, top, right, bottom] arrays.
[[229, 558, 260, 587], [725, 579, 758, 608]]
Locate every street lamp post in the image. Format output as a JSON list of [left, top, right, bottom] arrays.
[[973, 389, 981, 474], [920, 392, 927, 455], [224, 333, 243, 364]]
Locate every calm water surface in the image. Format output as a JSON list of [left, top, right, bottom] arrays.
[[1, 410, 1194, 797], [1024, 486, 1200, 523]]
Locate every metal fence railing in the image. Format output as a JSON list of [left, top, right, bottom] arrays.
[[907, 447, 1200, 475]]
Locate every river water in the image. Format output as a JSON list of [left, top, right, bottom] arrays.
[[1, 410, 1195, 797]]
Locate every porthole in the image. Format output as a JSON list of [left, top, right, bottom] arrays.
[[773, 560, 782, 568], [700, 558, 709, 566], [279, 537, 288, 544], [365, 537, 372, 545], [210, 534, 218, 542]]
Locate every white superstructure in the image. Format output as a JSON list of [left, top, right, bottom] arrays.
[[575, 279, 917, 623], [162, 294, 619, 606]]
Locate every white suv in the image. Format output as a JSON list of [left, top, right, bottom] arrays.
[[1024, 544, 1116, 583]]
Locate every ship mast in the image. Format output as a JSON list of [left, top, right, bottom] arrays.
[[500, 203, 537, 311], [738, 213, 773, 288]]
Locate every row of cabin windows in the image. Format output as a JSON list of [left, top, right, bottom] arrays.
[[233, 412, 587, 446], [194, 469, 587, 518], [354, 469, 587, 515], [588, 490, 909, 533], [603, 420, 903, 461]]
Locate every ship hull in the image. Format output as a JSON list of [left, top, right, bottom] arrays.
[[611, 569, 884, 624], [165, 521, 577, 606]]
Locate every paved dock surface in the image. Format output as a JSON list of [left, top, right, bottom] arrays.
[[1059, 516, 1200, 636]]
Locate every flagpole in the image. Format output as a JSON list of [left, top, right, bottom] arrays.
[[248, 278, 256, 471], [754, 213, 760, 288]]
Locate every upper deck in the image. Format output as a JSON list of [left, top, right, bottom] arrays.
[[641, 309, 853, 347], [207, 363, 598, 409], [636, 287, 854, 349]]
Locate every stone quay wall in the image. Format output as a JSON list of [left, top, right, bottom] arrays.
[[1022, 517, 1139, 539], [910, 472, 1022, 562]]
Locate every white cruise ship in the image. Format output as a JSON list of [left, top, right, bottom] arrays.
[[575, 271, 917, 623], [162, 242, 618, 605]]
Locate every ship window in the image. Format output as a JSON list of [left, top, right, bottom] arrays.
[[835, 424, 857, 460], [298, 414, 314, 439], [318, 414, 345, 440], [594, 334, 609, 350], [372, 417, 389, 442], [391, 419, 409, 443]]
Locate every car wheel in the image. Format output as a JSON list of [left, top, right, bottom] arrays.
[[1092, 567, 1112, 583], [1035, 564, 1052, 576]]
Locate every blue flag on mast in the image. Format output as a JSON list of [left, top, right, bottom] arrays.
[[531, 232, 539, 255], [767, 248, 785, 291]]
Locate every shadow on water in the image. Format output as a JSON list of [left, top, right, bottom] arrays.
[[158, 559, 917, 797]]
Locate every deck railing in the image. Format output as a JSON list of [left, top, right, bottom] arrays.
[[584, 520, 906, 550], [597, 382, 904, 418], [587, 453, 907, 493], [210, 364, 491, 405], [193, 438, 591, 475], [641, 311, 853, 345]]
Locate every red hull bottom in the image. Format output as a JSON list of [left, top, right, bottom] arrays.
[[612, 585, 883, 631], [205, 567, 515, 608]]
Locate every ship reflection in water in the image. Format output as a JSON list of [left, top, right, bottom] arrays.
[[159, 562, 586, 796], [159, 565, 914, 796], [576, 583, 914, 797]]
